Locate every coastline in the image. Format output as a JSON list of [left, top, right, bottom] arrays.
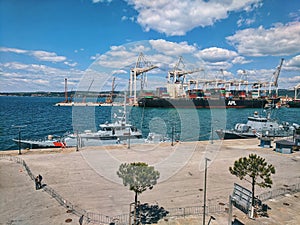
[[1, 139, 300, 225]]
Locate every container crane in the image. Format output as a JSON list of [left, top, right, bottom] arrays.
[[129, 53, 158, 105]]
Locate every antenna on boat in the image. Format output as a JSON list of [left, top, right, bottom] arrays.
[[64, 78, 68, 103]]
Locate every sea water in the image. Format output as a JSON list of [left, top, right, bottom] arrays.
[[0, 96, 299, 151]]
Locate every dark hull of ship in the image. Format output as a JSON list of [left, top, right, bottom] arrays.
[[215, 130, 256, 140], [138, 97, 278, 109], [287, 100, 300, 108]]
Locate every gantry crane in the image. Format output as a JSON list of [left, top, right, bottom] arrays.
[[129, 53, 158, 104]]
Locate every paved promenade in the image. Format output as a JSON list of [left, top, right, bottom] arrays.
[[1, 139, 300, 224]]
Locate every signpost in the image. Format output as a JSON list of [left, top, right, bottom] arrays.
[[229, 183, 254, 224]]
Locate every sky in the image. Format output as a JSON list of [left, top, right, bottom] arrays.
[[0, 0, 300, 93]]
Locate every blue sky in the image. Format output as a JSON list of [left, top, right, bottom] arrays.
[[0, 0, 299, 92]]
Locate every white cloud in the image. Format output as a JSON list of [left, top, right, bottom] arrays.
[[30, 50, 66, 62], [0, 47, 28, 54], [196, 47, 238, 62], [227, 21, 300, 56], [64, 61, 78, 67], [0, 61, 84, 92], [149, 39, 196, 56], [126, 0, 262, 36], [237, 17, 256, 27], [92, 0, 112, 3], [0, 46, 73, 65], [285, 55, 300, 69]]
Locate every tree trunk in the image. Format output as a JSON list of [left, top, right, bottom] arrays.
[[135, 191, 138, 205], [252, 177, 255, 207], [134, 192, 138, 225]]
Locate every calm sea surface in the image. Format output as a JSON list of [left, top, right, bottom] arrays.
[[1, 96, 299, 151]]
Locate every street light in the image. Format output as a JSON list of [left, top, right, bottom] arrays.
[[207, 215, 216, 225], [128, 127, 131, 149], [76, 130, 79, 151], [203, 157, 211, 225], [12, 125, 27, 155], [171, 125, 174, 146]]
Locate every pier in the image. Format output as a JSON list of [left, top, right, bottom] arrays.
[[1, 139, 300, 225]]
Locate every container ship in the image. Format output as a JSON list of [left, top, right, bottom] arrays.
[[136, 58, 283, 109], [287, 84, 300, 108]]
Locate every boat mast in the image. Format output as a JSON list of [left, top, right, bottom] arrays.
[[64, 78, 68, 103]]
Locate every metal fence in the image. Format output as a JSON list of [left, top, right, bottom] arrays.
[[0, 154, 120, 225], [257, 183, 300, 202], [166, 203, 227, 218], [1, 154, 300, 225]]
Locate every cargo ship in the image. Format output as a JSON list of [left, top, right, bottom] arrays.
[[287, 84, 300, 108], [137, 58, 284, 109]]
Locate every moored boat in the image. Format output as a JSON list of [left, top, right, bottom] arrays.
[[287, 100, 300, 108], [12, 135, 65, 149], [64, 106, 169, 147], [138, 96, 279, 109], [137, 58, 284, 109], [215, 110, 298, 139], [287, 83, 300, 108]]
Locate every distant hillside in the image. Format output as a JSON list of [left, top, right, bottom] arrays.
[[0, 91, 120, 98], [0, 91, 73, 97]]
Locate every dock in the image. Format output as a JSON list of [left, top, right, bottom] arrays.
[[1, 139, 300, 225]]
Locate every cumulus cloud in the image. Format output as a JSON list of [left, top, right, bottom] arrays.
[[0, 61, 84, 92], [149, 39, 196, 56], [227, 21, 300, 56], [0, 47, 28, 54], [285, 55, 300, 70], [30, 50, 66, 62], [196, 47, 238, 62], [0, 46, 73, 65], [126, 0, 262, 35]]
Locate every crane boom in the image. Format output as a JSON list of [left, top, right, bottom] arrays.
[[273, 58, 284, 87]]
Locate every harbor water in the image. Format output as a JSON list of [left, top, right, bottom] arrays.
[[1, 96, 299, 151]]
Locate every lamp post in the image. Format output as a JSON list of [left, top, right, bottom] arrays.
[[171, 125, 174, 146], [128, 127, 131, 149], [207, 215, 216, 225], [210, 126, 214, 144], [12, 125, 27, 155], [203, 157, 211, 225], [76, 130, 79, 151]]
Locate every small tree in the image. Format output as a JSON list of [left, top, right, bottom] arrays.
[[117, 162, 160, 205], [229, 154, 275, 207]]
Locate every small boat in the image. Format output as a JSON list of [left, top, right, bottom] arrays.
[[13, 135, 65, 149], [215, 110, 298, 139]]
